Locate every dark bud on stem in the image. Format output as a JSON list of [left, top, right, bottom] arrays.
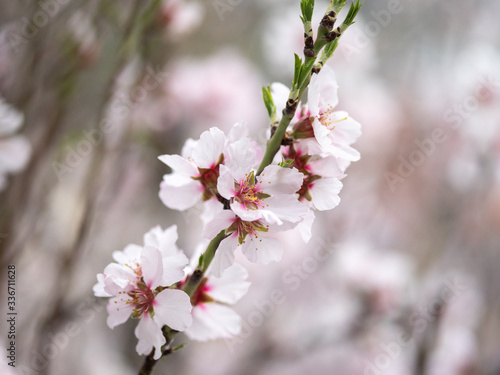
[[304, 34, 314, 57], [319, 11, 337, 31], [325, 27, 341, 42], [284, 99, 298, 117]]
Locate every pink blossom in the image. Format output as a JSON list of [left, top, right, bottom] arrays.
[[185, 263, 250, 341], [93, 226, 192, 359]]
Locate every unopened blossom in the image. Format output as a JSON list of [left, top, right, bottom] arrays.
[[185, 263, 250, 341], [93, 226, 192, 359], [0, 97, 30, 191]]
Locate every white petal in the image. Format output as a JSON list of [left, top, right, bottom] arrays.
[[158, 154, 198, 176], [259, 165, 304, 195], [181, 138, 197, 158], [262, 195, 309, 224], [216, 164, 236, 200], [102, 263, 135, 290], [310, 177, 342, 211], [308, 155, 344, 178], [228, 122, 249, 142], [159, 178, 201, 210], [0, 136, 31, 173], [192, 127, 226, 168], [207, 264, 250, 304], [141, 246, 163, 290], [144, 225, 179, 257], [107, 296, 133, 328], [135, 314, 165, 360], [308, 65, 339, 117], [297, 208, 315, 243], [113, 244, 142, 265], [241, 233, 283, 264], [312, 118, 334, 150], [209, 234, 238, 277], [185, 304, 241, 341], [92, 274, 111, 297], [225, 137, 257, 173], [202, 210, 236, 239], [229, 200, 265, 223], [161, 253, 189, 286], [271, 82, 291, 121], [153, 289, 193, 331]]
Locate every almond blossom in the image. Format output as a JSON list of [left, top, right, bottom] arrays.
[[93, 226, 192, 359], [159, 125, 259, 211], [217, 163, 307, 226], [185, 263, 250, 341], [202, 210, 285, 276], [293, 65, 361, 161]]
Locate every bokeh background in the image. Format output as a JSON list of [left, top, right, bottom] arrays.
[[1, 0, 499, 374]]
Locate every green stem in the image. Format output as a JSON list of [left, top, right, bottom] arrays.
[[182, 229, 228, 297]]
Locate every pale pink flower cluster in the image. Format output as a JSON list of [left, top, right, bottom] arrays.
[[95, 64, 361, 358], [159, 65, 361, 273], [94, 225, 251, 356]]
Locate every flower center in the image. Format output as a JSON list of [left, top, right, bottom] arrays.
[[227, 217, 269, 245], [233, 172, 269, 210], [128, 279, 157, 318], [318, 105, 347, 131], [190, 277, 214, 306]]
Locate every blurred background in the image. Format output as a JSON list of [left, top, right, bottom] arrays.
[[0, 0, 499, 374]]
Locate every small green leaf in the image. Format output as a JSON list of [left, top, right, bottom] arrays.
[[298, 58, 316, 87], [278, 159, 294, 168], [262, 85, 276, 119], [293, 54, 302, 87], [300, 0, 315, 22]]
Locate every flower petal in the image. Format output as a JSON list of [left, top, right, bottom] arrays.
[[206, 264, 250, 304], [158, 154, 198, 176], [107, 296, 133, 329], [141, 246, 163, 290], [202, 210, 236, 239], [310, 177, 342, 211], [185, 303, 241, 341], [153, 289, 193, 331], [144, 225, 179, 257], [159, 178, 201, 210], [259, 165, 304, 195], [161, 253, 189, 286], [134, 313, 165, 360], [216, 164, 236, 200], [209, 234, 238, 277], [112, 244, 142, 265], [192, 127, 226, 168], [308, 65, 339, 117], [240, 233, 283, 264]]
